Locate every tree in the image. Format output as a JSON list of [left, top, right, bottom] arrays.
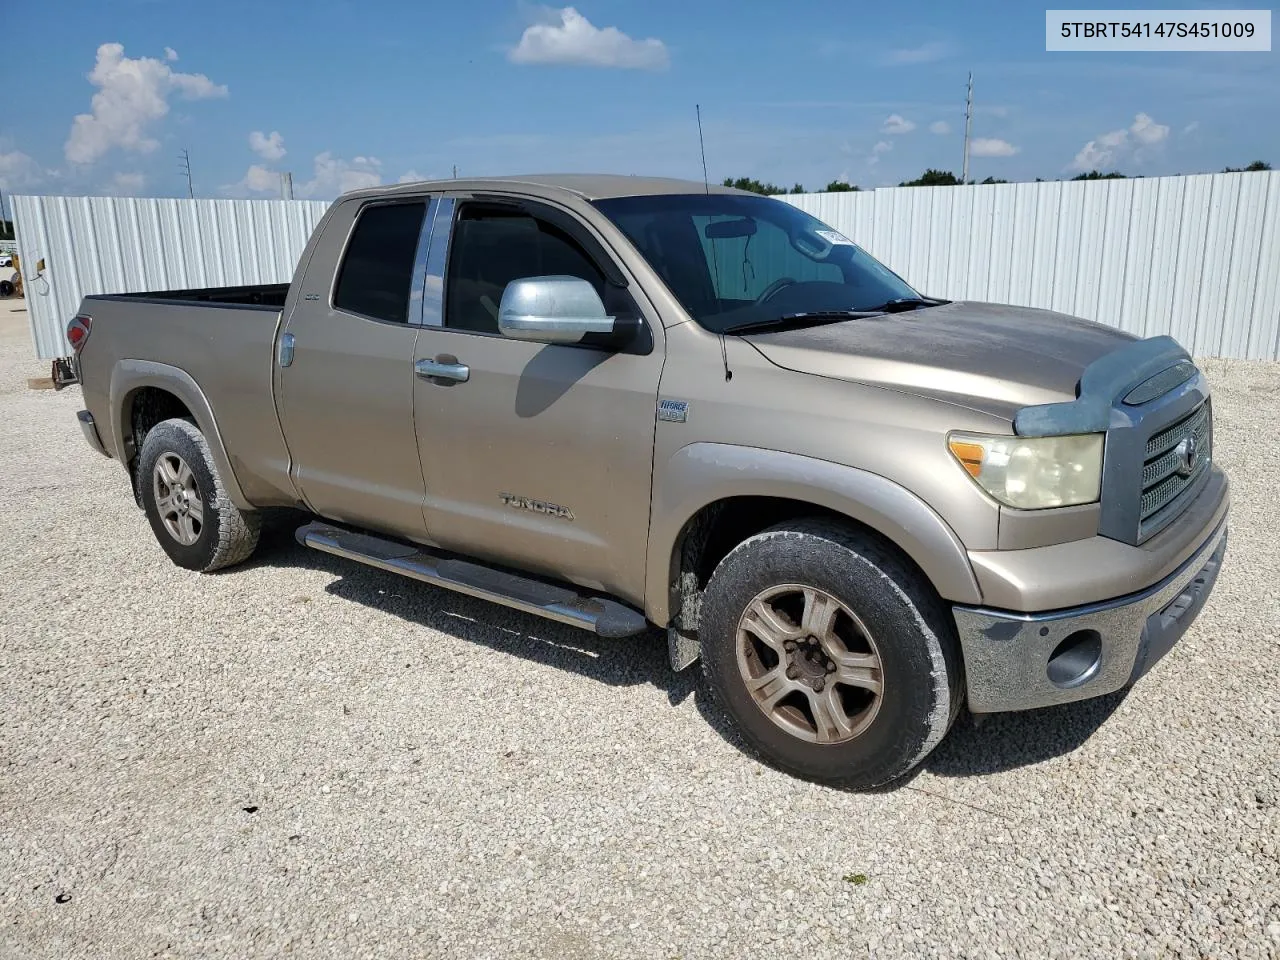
[[1071, 170, 1127, 180], [1223, 160, 1271, 172], [979, 176, 1009, 185], [899, 169, 960, 187], [721, 176, 788, 195], [824, 180, 860, 192], [789, 183, 806, 194]]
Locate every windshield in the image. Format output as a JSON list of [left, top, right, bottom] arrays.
[[592, 193, 923, 333]]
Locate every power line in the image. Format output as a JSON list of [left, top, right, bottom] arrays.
[[961, 73, 974, 185], [178, 148, 194, 199]]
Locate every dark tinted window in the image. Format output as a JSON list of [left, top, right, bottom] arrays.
[[445, 207, 605, 335], [593, 194, 920, 334], [333, 201, 426, 324]]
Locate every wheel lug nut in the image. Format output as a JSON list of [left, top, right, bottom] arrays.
[[785, 665, 800, 680], [784, 640, 796, 652]]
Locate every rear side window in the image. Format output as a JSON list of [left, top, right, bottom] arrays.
[[333, 201, 426, 324]]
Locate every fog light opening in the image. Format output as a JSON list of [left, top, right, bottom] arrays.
[[1046, 629, 1103, 688]]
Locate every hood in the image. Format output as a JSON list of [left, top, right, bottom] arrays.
[[743, 300, 1138, 421]]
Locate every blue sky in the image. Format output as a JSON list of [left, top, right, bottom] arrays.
[[2, 0, 1276, 199]]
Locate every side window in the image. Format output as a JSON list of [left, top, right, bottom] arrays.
[[695, 214, 843, 301], [333, 201, 426, 324], [445, 207, 606, 335]]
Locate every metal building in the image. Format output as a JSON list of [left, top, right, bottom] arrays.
[[13, 195, 329, 359]]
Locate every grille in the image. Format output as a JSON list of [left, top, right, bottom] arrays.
[[1140, 401, 1211, 523]]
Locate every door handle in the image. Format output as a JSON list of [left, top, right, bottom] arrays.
[[415, 357, 470, 383], [278, 332, 295, 367]]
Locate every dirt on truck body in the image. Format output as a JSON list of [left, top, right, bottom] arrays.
[[61, 174, 1229, 787]]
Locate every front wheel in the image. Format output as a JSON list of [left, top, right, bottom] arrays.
[[699, 519, 963, 788], [137, 418, 261, 572]]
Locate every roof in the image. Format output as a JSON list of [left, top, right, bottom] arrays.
[[343, 173, 744, 202]]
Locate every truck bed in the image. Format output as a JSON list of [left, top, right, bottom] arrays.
[[97, 282, 290, 308]]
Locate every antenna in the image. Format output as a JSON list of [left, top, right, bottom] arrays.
[[696, 104, 711, 194], [697, 104, 732, 382], [179, 148, 194, 199], [961, 73, 974, 184]]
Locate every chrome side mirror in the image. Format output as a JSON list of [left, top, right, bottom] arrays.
[[497, 276, 616, 344]]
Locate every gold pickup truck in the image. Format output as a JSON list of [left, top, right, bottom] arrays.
[[63, 175, 1228, 787]]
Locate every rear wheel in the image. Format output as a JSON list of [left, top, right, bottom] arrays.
[[699, 519, 962, 788], [137, 418, 260, 572]]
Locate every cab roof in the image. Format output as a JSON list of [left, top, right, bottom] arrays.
[[342, 173, 747, 203]]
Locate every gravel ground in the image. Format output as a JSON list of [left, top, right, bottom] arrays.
[[1, 303, 1277, 959]]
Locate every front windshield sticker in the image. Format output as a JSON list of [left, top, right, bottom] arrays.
[[815, 229, 855, 245]]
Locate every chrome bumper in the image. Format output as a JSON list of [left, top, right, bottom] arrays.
[[953, 517, 1228, 713], [77, 410, 109, 457]]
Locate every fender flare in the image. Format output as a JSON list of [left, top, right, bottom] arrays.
[[645, 443, 982, 625], [108, 359, 251, 510]]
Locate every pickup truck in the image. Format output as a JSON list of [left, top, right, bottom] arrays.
[[63, 174, 1229, 787]]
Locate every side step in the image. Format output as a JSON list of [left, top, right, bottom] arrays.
[[295, 522, 649, 639]]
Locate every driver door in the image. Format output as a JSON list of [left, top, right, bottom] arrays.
[[410, 196, 664, 604]]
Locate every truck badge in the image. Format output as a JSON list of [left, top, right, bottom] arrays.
[[499, 493, 575, 521], [658, 399, 688, 423]]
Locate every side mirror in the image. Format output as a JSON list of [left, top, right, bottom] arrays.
[[497, 276, 616, 344]]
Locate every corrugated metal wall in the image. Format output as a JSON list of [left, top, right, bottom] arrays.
[[13, 174, 1280, 360], [783, 171, 1280, 361], [13, 195, 329, 358]]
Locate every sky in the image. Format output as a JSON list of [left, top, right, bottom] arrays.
[[1, 0, 1277, 201]]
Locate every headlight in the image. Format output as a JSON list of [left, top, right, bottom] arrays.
[[948, 432, 1104, 510]]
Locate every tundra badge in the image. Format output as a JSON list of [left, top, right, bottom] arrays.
[[499, 493, 575, 521]]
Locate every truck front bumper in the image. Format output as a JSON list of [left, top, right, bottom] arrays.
[[953, 516, 1228, 713]]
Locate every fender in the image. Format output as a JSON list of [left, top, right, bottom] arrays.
[[645, 442, 983, 625], [108, 359, 252, 510]]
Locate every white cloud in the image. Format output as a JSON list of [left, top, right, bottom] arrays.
[[882, 41, 949, 64], [249, 130, 286, 162], [1182, 121, 1200, 136], [929, 120, 951, 135], [65, 43, 228, 165], [970, 137, 1019, 158], [881, 114, 916, 135], [222, 163, 283, 197], [509, 7, 669, 70], [295, 152, 383, 198], [1129, 112, 1170, 146], [0, 148, 43, 190], [398, 170, 430, 183], [1070, 112, 1169, 171], [108, 171, 146, 195], [868, 140, 893, 166], [163, 47, 178, 62]]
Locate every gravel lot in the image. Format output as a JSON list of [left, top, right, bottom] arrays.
[[1, 302, 1277, 959]]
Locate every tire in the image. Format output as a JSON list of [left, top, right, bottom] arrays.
[[699, 518, 963, 788], [137, 418, 261, 572]]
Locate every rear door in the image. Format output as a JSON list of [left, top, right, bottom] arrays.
[[275, 195, 436, 540], [409, 194, 664, 604]]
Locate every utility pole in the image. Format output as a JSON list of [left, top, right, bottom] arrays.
[[452, 165, 457, 179], [961, 72, 974, 185], [280, 171, 294, 200], [179, 148, 194, 199]]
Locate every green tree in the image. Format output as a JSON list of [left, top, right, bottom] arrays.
[[789, 183, 806, 194], [1223, 160, 1271, 172], [979, 176, 1009, 185], [1071, 170, 1127, 180], [721, 176, 788, 195], [824, 180, 860, 192], [899, 169, 960, 187]]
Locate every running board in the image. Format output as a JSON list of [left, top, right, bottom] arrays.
[[294, 522, 649, 639]]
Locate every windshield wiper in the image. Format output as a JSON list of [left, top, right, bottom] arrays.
[[722, 310, 881, 335], [860, 296, 947, 313]]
